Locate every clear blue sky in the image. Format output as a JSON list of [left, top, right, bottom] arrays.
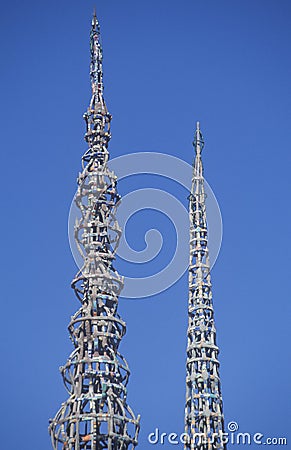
[[1, 0, 290, 449]]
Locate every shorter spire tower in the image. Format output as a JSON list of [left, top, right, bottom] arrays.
[[185, 123, 226, 449], [49, 13, 140, 450]]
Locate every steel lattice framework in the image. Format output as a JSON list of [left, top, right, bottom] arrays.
[[49, 13, 140, 450], [185, 123, 226, 450]]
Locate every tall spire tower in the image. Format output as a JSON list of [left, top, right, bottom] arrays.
[[49, 13, 140, 449], [185, 123, 225, 449]]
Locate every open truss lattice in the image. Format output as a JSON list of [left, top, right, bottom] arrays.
[[49, 13, 140, 450], [185, 123, 226, 450]]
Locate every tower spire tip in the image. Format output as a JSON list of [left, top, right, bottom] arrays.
[[92, 7, 98, 27], [193, 120, 204, 154]]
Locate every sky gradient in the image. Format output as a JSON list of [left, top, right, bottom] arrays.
[[0, 0, 290, 448]]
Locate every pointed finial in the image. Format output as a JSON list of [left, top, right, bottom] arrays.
[[90, 10, 103, 95], [92, 7, 98, 28], [193, 121, 204, 154]]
